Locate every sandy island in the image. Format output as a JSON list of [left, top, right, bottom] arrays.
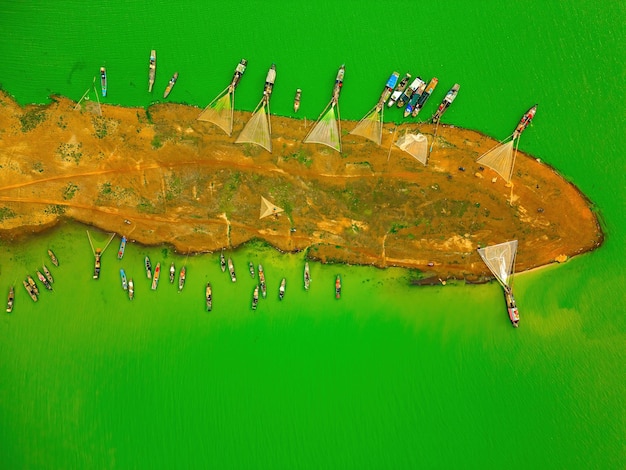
[[0, 92, 603, 281]]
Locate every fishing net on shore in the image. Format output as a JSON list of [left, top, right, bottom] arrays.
[[477, 140, 516, 182], [74, 79, 102, 116], [259, 196, 284, 219], [394, 133, 429, 165], [303, 104, 342, 152], [197, 88, 233, 135], [236, 102, 272, 153], [350, 107, 382, 145], [477, 240, 518, 288]]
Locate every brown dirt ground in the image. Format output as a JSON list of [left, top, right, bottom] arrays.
[[0, 92, 603, 281]]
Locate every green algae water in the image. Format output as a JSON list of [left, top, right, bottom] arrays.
[[0, 1, 624, 468]]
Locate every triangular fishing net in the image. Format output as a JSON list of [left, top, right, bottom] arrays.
[[303, 105, 341, 152], [74, 81, 102, 116], [236, 103, 272, 153], [259, 196, 284, 219], [350, 107, 382, 145], [197, 89, 233, 135], [477, 240, 518, 288], [477, 140, 515, 182], [394, 133, 429, 165]]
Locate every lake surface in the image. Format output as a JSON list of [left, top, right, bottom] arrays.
[[0, 1, 624, 468]]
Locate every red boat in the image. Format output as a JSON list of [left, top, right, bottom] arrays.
[[335, 275, 341, 299], [513, 104, 538, 139]]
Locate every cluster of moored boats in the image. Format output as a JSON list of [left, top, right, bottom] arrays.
[[6, 249, 59, 311]]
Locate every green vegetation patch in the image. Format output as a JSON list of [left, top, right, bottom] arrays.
[[20, 109, 47, 132], [0, 206, 16, 222], [63, 182, 79, 200]]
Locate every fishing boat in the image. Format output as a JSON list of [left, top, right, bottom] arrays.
[[27, 275, 39, 296], [42, 265, 54, 284], [263, 64, 277, 100], [388, 73, 411, 107], [335, 275, 341, 299], [151, 262, 161, 290], [279, 278, 286, 300], [228, 258, 236, 282], [206, 283, 212, 312], [404, 80, 427, 117], [513, 104, 538, 139], [258, 264, 267, 298], [304, 262, 311, 290], [148, 50, 156, 92], [145, 256, 152, 279], [376, 71, 400, 111], [220, 251, 226, 272], [411, 77, 438, 118], [23, 280, 38, 302], [118, 236, 127, 260], [163, 72, 178, 98], [229, 58, 247, 92], [397, 77, 424, 108], [48, 249, 59, 267], [294, 89, 302, 112], [477, 240, 521, 328], [252, 285, 259, 310], [178, 266, 186, 292], [37, 271, 52, 291], [331, 64, 345, 105], [128, 279, 134, 300], [249, 261, 255, 278], [6, 286, 14, 312], [120, 269, 128, 290], [100, 67, 107, 97], [93, 249, 102, 279], [169, 262, 175, 283], [431, 83, 460, 123]]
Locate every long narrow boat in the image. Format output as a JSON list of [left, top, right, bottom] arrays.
[[27, 276, 39, 296], [117, 236, 127, 260], [145, 256, 152, 279], [411, 77, 438, 118], [163, 72, 178, 98], [252, 285, 259, 310], [93, 249, 101, 279], [151, 262, 161, 290], [120, 269, 128, 291], [169, 262, 175, 283], [388, 72, 411, 107], [294, 89, 302, 112], [513, 104, 538, 140], [304, 262, 311, 290], [48, 249, 59, 267], [100, 67, 107, 97], [178, 266, 186, 292], [431, 83, 460, 123], [404, 80, 427, 117], [6, 286, 14, 312], [335, 275, 341, 299], [23, 280, 38, 302], [128, 278, 134, 300], [42, 265, 54, 284], [220, 251, 226, 272], [249, 261, 255, 278], [148, 50, 156, 92], [37, 271, 52, 291], [258, 264, 267, 298], [206, 283, 212, 312], [279, 278, 286, 300], [228, 258, 236, 282]]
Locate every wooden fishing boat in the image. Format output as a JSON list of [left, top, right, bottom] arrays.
[[220, 251, 226, 272], [118, 236, 127, 260], [37, 271, 52, 291], [148, 50, 156, 92], [23, 280, 37, 302], [6, 286, 14, 312], [100, 67, 107, 97], [252, 285, 259, 310], [93, 249, 102, 279], [128, 278, 134, 300], [169, 262, 175, 283], [151, 262, 161, 290], [48, 249, 59, 267], [27, 276, 39, 296], [178, 266, 186, 292], [145, 256, 152, 279], [120, 269, 128, 291], [42, 265, 54, 284], [249, 261, 255, 278], [258, 264, 267, 298], [304, 262, 311, 290], [163, 72, 178, 98], [294, 89, 302, 112], [335, 275, 341, 299], [228, 258, 236, 282], [279, 278, 286, 300], [206, 282, 212, 312]]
